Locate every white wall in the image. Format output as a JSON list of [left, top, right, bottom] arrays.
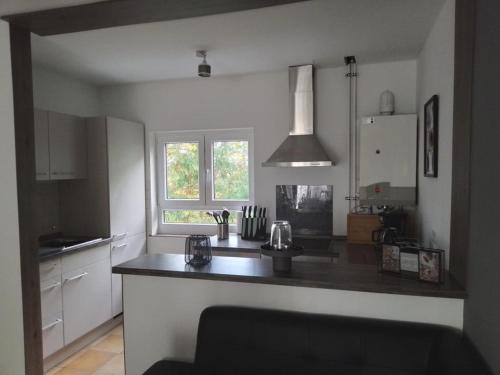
[[100, 60, 417, 237], [32, 64, 101, 116], [0, 20, 26, 375], [123, 274, 464, 375], [416, 0, 455, 265]]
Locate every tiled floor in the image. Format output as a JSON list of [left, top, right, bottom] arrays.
[[45, 324, 125, 375]]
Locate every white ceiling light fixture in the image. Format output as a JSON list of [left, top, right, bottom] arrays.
[[196, 50, 211, 78]]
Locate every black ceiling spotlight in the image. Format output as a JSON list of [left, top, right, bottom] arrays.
[[196, 50, 211, 78]]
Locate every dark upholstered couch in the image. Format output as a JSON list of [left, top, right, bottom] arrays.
[[144, 306, 492, 375]]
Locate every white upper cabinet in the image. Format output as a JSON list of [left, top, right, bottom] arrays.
[[34, 109, 50, 181], [107, 117, 146, 238], [49, 111, 88, 180]]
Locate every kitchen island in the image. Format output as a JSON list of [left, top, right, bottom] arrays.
[[114, 253, 465, 375]]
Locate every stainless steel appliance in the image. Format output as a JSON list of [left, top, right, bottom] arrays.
[[262, 65, 334, 167]]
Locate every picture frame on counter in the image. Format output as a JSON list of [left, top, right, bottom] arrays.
[[419, 248, 445, 284], [380, 243, 445, 284]]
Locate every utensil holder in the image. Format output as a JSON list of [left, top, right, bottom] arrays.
[[217, 223, 229, 240], [241, 218, 267, 240]]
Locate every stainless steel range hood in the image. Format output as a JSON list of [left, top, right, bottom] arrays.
[[262, 64, 334, 167]]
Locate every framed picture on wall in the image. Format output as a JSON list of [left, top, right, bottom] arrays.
[[424, 95, 439, 177]]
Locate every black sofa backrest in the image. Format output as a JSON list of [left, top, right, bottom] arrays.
[[194, 306, 491, 375]]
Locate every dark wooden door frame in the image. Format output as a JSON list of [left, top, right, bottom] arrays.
[[449, 0, 476, 288], [3, 0, 475, 374], [9, 24, 44, 375]]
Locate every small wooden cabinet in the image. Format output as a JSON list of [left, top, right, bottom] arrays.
[[347, 214, 382, 244], [34, 109, 88, 181]]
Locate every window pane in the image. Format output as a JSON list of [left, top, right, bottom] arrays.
[[213, 141, 249, 200], [165, 142, 199, 200], [163, 210, 237, 224]]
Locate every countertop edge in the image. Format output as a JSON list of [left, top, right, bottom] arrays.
[[112, 257, 466, 300], [39, 237, 113, 261]]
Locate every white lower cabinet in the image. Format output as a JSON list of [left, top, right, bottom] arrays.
[[62, 257, 112, 344], [111, 233, 146, 316], [40, 243, 113, 357]]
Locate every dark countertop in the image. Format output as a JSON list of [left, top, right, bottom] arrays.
[[209, 234, 339, 258], [113, 253, 466, 299], [38, 237, 112, 261]]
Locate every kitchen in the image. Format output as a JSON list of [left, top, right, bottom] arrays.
[[2, 0, 478, 374]]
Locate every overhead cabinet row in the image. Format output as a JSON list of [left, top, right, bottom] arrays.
[[34, 109, 88, 181]]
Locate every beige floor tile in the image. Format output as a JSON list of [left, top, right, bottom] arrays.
[[64, 349, 115, 372], [91, 334, 124, 353], [49, 368, 93, 375], [45, 367, 64, 375], [95, 354, 125, 375], [108, 325, 123, 337]]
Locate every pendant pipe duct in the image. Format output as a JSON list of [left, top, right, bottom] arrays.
[[344, 56, 359, 212]]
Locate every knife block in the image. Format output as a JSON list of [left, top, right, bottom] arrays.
[[241, 218, 267, 240]]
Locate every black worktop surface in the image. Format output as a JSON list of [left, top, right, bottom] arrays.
[[209, 234, 339, 257], [113, 252, 466, 299]]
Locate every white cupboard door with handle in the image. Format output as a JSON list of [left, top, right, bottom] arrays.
[[49, 111, 88, 180], [62, 258, 112, 344], [111, 233, 146, 316], [34, 109, 50, 181], [107, 118, 146, 238]]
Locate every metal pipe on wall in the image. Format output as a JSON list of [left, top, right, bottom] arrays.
[[345, 56, 359, 212]]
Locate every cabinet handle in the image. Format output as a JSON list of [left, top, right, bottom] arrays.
[[112, 243, 128, 251], [42, 319, 63, 331], [41, 282, 61, 292], [112, 233, 127, 241], [64, 272, 88, 283]]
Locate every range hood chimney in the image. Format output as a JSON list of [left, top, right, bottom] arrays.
[[262, 64, 334, 167]]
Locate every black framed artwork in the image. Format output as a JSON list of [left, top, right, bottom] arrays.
[[424, 95, 439, 177]]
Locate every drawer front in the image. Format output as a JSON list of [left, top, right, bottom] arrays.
[[40, 276, 63, 320], [42, 312, 64, 358], [39, 258, 62, 282], [111, 233, 145, 316], [62, 243, 110, 273], [111, 233, 146, 267], [62, 258, 112, 344]]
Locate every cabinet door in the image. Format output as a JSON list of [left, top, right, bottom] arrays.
[[49, 112, 88, 180], [111, 233, 146, 316], [107, 118, 146, 238], [62, 257, 112, 344], [34, 109, 50, 181]]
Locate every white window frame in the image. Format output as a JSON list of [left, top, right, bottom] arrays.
[[156, 128, 254, 233]]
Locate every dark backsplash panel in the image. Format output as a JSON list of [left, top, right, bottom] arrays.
[[276, 185, 333, 237]]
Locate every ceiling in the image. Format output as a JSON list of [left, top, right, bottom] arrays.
[[28, 0, 445, 86]]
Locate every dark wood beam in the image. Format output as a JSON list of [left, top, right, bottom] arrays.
[[449, 0, 476, 287], [9, 24, 44, 375], [2, 0, 309, 36]]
